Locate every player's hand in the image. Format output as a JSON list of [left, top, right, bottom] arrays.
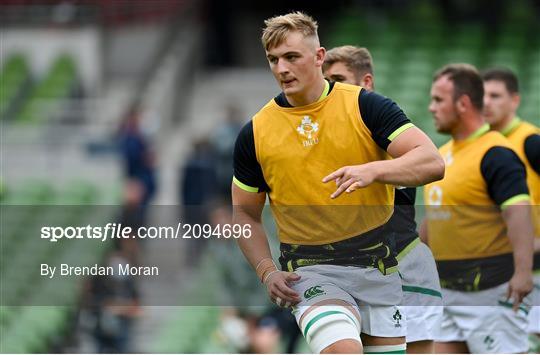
[[322, 164, 377, 199], [506, 270, 533, 312], [264, 271, 301, 308]]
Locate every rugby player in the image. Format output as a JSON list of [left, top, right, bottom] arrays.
[[323, 45, 443, 354], [423, 63, 534, 353], [482, 67, 540, 339], [232, 12, 444, 354]]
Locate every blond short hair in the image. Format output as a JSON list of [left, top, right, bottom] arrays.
[[261, 11, 318, 51], [323, 45, 373, 79]]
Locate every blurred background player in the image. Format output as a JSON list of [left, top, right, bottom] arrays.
[[423, 63, 534, 353], [323, 45, 443, 354], [117, 108, 157, 226], [481, 67, 540, 344], [233, 12, 444, 354], [210, 101, 246, 200]]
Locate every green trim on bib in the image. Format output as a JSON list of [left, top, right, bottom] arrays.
[[396, 237, 420, 261], [388, 123, 415, 141], [501, 117, 521, 136], [232, 176, 259, 193]]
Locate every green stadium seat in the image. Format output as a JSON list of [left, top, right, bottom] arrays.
[[15, 55, 78, 123], [0, 54, 32, 121]]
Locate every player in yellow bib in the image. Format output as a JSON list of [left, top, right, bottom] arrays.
[[323, 45, 443, 354], [482, 67, 540, 340], [232, 12, 444, 354], [423, 64, 535, 353]]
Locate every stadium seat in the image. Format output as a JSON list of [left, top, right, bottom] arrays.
[[0, 54, 32, 121], [15, 55, 78, 123]]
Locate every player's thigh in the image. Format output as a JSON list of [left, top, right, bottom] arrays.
[[447, 283, 531, 353], [433, 304, 466, 345], [295, 299, 362, 354], [345, 266, 403, 307], [406, 340, 433, 354], [360, 333, 406, 354], [527, 273, 540, 333], [434, 341, 469, 354], [403, 305, 443, 343], [333, 264, 405, 339], [399, 241, 442, 300], [465, 305, 529, 353], [290, 271, 362, 354], [399, 244, 443, 343], [357, 304, 407, 353], [528, 305, 540, 334], [321, 338, 362, 354], [290, 267, 360, 323], [357, 304, 406, 338], [360, 333, 405, 345]]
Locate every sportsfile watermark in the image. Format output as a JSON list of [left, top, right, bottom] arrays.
[[2, 204, 538, 306], [41, 222, 252, 242]]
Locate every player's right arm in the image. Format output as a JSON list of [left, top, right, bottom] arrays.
[[481, 146, 534, 310], [232, 121, 301, 306], [231, 184, 270, 267], [232, 184, 300, 305]]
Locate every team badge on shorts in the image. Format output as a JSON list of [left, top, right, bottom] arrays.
[[392, 309, 402, 328], [483, 335, 495, 351], [304, 285, 326, 300]]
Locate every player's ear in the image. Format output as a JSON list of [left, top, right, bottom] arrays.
[[511, 93, 520, 111], [361, 74, 374, 91], [315, 47, 326, 67], [456, 95, 470, 114]]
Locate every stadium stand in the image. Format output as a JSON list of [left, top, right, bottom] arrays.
[[0, 180, 112, 353], [328, 9, 539, 151]]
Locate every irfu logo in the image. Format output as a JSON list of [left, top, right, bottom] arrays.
[[393, 309, 402, 328], [297, 116, 320, 147], [304, 285, 325, 300]]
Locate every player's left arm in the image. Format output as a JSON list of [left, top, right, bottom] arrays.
[[376, 126, 445, 185], [323, 89, 444, 198]]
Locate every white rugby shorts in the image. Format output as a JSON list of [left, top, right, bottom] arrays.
[[398, 240, 443, 343], [289, 264, 406, 339]]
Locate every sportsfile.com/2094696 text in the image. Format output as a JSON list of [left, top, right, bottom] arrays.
[[40, 222, 252, 242]]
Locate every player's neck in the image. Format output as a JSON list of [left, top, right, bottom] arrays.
[[491, 114, 516, 133], [286, 77, 327, 107], [452, 114, 485, 141]]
